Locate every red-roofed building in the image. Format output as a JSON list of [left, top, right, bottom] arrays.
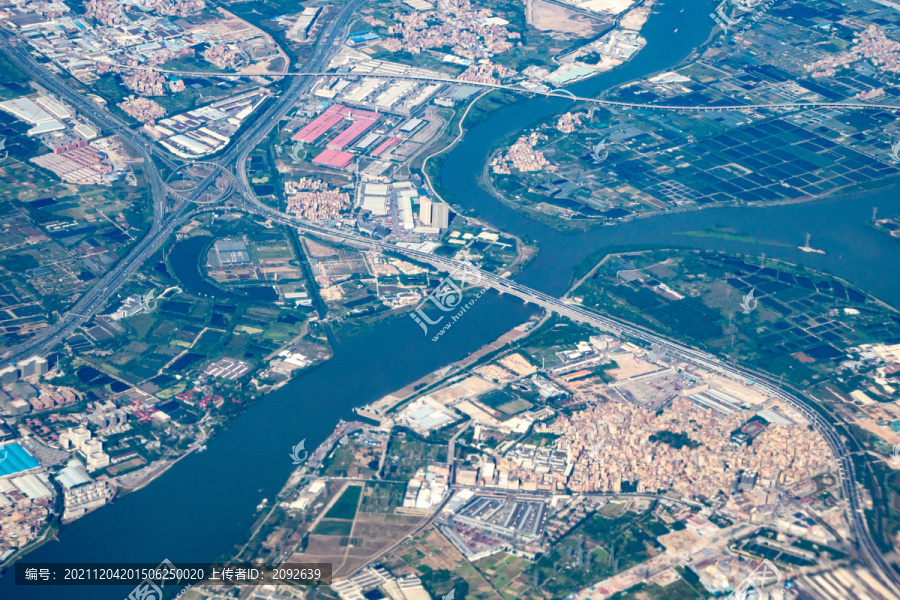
[[312, 149, 354, 169], [292, 104, 380, 148], [371, 137, 400, 157]]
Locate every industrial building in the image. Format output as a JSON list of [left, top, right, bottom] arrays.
[[292, 103, 380, 150], [0, 97, 65, 135], [289, 6, 321, 42], [312, 148, 354, 169], [209, 239, 251, 266], [0, 443, 41, 479], [361, 182, 390, 215], [420, 200, 451, 229]]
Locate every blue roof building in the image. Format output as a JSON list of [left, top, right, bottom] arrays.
[[0, 443, 41, 478]]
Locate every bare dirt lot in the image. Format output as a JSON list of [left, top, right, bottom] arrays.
[[529, 0, 602, 36], [293, 512, 426, 577]]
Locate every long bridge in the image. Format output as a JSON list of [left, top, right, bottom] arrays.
[[246, 204, 897, 597], [94, 60, 900, 114], [5, 20, 900, 595]]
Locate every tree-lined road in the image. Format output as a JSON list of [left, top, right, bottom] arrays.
[[2, 7, 899, 596]]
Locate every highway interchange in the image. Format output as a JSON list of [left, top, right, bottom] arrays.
[[2, 7, 900, 595]]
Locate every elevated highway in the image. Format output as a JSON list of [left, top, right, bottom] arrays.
[[95, 62, 900, 114], [2, 8, 899, 593], [246, 204, 900, 596]]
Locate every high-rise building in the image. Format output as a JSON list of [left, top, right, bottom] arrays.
[[60, 426, 92, 451], [430, 203, 451, 229], [18, 356, 48, 378], [0, 365, 18, 385], [418, 198, 432, 225]]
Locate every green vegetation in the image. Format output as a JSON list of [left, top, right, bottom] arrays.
[[313, 519, 353, 536], [479, 389, 534, 417], [160, 55, 226, 74], [321, 442, 377, 479], [674, 227, 770, 244], [360, 482, 406, 514], [708, 514, 733, 528], [649, 430, 701, 450], [573, 249, 891, 388], [529, 511, 671, 597], [420, 568, 469, 600], [324, 485, 362, 520], [609, 577, 704, 600], [1, 254, 39, 272], [528, 432, 561, 447], [383, 430, 447, 480], [517, 317, 601, 369], [0, 51, 30, 100], [90, 74, 129, 104]]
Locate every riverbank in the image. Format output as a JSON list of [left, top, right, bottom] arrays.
[[9, 1, 900, 597], [356, 317, 541, 423]]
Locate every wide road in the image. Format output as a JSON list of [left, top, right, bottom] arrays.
[[0, 0, 364, 362], [0, 36, 186, 362], [3, 4, 898, 594], [0, 36, 179, 173], [241, 203, 900, 596], [100, 63, 900, 114], [226, 0, 366, 187]]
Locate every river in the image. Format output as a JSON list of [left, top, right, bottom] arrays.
[[4, 1, 900, 598]]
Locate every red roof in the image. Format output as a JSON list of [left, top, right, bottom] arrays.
[[371, 137, 401, 157], [292, 104, 381, 145], [312, 149, 354, 168], [328, 119, 376, 150]]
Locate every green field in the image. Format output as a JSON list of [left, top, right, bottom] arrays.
[[360, 482, 406, 514], [530, 511, 671, 597], [325, 485, 362, 520], [313, 519, 353, 536], [609, 578, 703, 600], [497, 399, 533, 415], [384, 431, 447, 480]]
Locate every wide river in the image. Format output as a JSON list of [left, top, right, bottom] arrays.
[[5, 1, 900, 597]]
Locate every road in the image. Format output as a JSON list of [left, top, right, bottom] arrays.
[[0, 35, 188, 362], [2, 5, 899, 594], [241, 204, 900, 595], [94, 62, 900, 114], [0, 0, 364, 362]]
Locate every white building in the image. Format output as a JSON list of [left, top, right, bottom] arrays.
[[62, 480, 115, 522]]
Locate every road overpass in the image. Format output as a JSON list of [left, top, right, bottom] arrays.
[[2, 9, 899, 594], [243, 204, 900, 596], [93, 61, 900, 114]]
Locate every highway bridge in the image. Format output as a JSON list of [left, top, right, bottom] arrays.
[[245, 204, 900, 596], [3, 10, 900, 595], [94, 61, 900, 114]]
